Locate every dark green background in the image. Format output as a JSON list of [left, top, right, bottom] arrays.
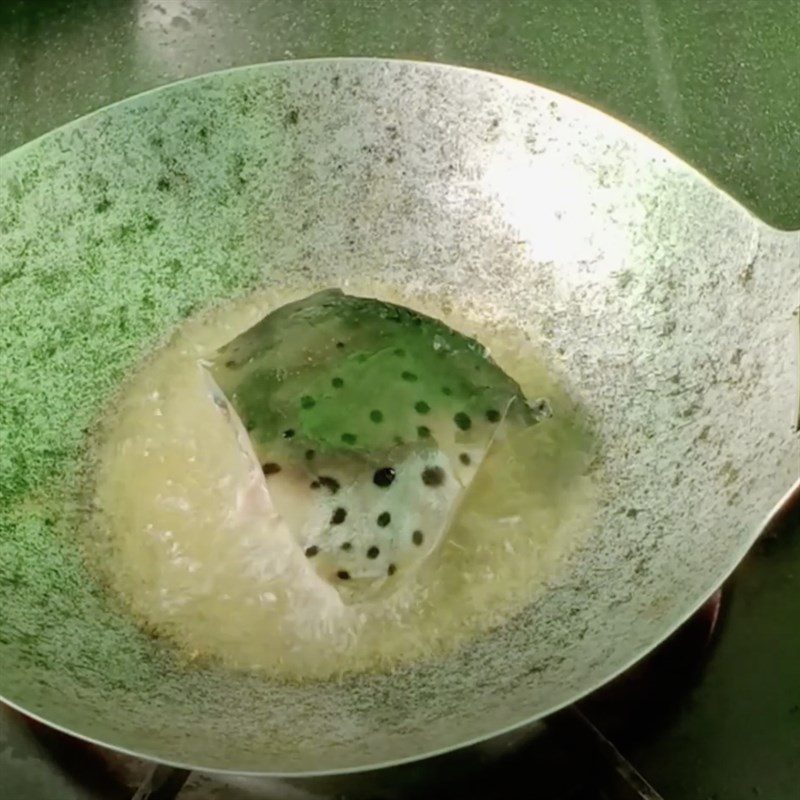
[[1, 0, 798, 229], [1, 2, 798, 798]]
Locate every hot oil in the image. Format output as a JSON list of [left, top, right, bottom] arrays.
[[86, 287, 599, 680]]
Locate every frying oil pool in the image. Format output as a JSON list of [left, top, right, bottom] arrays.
[[86, 287, 599, 680]]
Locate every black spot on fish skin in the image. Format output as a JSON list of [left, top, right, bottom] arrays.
[[331, 507, 347, 525], [422, 466, 445, 487], [318, 476, 341, 494], [454, 412, 472, 431], [373, 467, 396, 488]]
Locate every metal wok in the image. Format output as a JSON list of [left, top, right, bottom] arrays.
[[0, 59, 797, 774]]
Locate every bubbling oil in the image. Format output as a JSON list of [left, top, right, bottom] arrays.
[[86, 287, 598, 680]]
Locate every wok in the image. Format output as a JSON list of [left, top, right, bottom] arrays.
[[0, 59, 797, 775]]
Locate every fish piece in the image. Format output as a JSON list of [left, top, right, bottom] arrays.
[[206, 289, 550, 603]]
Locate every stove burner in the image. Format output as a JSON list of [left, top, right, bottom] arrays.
[[579, 588, 725, 747], [131, 764, 191, 800], [2, 590, 727, 800]]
